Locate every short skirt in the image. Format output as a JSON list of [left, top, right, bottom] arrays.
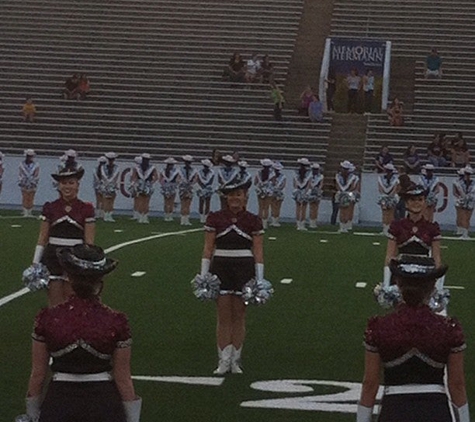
[[378, 393, 451, 422], [211, 256, 255, 293], [39, 381, 126, 422]]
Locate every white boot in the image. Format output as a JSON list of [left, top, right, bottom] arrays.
[[131, 210, 139, 220], [456, 226, 462, 235], [460, 228, 469, 239], [299, 220, 307, 231], [271, 217, 281, 227], [200, 214, 206, 223], [231, 346, 243, 374], [262, 218, 268, 229], [382, 224, 389, 236], [184, 215, 192, 226], [142, 213, 149, 224], [108, 212, 115, 222], [180, 215, 186, 225], [214, 345, 232, 375], [338, 222, 347, 233], [309, 219, 317, 229], [435, 275, 445, 292], [22, 208, 28, 217], [347, 221, 353, 231]]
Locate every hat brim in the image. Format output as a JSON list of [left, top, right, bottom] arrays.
[[220, 179, 252, 195], [57, 247, 118, 276], [389, 258, 448, 280], [51, 167, 85, 181]]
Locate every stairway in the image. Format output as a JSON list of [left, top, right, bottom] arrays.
[[323, 113, 367, 193]]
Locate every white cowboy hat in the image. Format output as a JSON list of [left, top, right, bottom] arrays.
[[65, 149, 77, 158], [340, 160, 353, 169], [105, 152, 117, 160], [97, 156, 107, 163], [422, 163, 435, 171], [273, 161, 284, 170], [238, 160, 249, 168], [24, 149, 36, 157], [201, 159, 213, 167], [221, 154, 236, 163], [311, 162, 320, 169], [463, 166, 474, 175], [182, 154, 193, 162], [164, 157, 178, 164], [383, 163, 396, 172], [141, 153, 151, 159], [134, 156, 142, 164], [260, 158, 273, 167], [297, 157, 310, 166]]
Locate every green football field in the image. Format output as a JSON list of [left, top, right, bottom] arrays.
[[1, 213, 474, 421]]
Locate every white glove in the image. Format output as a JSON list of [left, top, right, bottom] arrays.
[[200, 258, 210, 276], [383, 266, 391, 287], [32, 245, 44, 264], [255, 263, 264, 281], [26, 396, 41, 421], [454, 403, 470, 422], [356, 403, 373, 422], [123, 397, 142, 422]]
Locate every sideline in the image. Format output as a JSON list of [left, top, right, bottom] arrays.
[[0, 228, 202, 309]]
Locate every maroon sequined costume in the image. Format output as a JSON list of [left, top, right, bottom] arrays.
[[364, 304, 466, 421], [205, 209, 263, 293], [41, 198, 95, 278], [387, 217, 441, 256], [33, 295, 131, 422]]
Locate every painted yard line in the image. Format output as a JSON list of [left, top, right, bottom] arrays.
[[445, 285, 466, 290], [132, 375, 224, 386], [0, 228, 202, 309], [441, 236, 475, 241], [0, 287, 30, 307]]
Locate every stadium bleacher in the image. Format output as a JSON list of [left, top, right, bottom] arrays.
[[0, 0, 331, 165], [331, 0, 475, 172]]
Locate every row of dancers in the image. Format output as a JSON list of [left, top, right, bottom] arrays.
[[2, 150, 474, 236]]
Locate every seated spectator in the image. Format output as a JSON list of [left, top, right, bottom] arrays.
[[308, 95, 324, 123], [211, 148, 222, 166], [298, 85, 314, 115], [63, 73, 79, 99], [451, 132, 470, 167], [427, 133, 447, 167], [246, 53, 261, 83], [374, 146, 394, 173], [22, 97, 36, 122], [77, 73, 90, 100], [260, 54, 275, 84], [387, 97, 404, 126], [440, 133, 452, 164], [403, 144, 422, 174], [425, 47, 443, 78], [223, 52, 246, 84]]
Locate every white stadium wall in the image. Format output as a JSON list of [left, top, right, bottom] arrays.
[[0, 155, 459, 226]]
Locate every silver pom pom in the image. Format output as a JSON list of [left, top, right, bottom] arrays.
[[15, 414, 33, 422], [242, 278, 274, 305], [429, 289, 450, 312], [191, 273, 221, 301], [373, 283, 402, 309], [22, 263, 50, 292]]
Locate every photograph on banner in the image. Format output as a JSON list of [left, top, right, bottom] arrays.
[[326, 38, 388, 114]]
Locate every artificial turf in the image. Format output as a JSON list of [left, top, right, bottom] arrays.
[[1, 214, 473, 421]]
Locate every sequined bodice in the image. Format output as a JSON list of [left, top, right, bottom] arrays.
[[33, 296, 131, 373], [364, 305, 465, 385]]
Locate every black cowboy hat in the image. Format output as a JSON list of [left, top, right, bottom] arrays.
[[399, 182, 427, 199], [51, 166, 85, 182], [220, 178, 252, 195], [57, 244, 118, 276], [389, 255, 448, 280]]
